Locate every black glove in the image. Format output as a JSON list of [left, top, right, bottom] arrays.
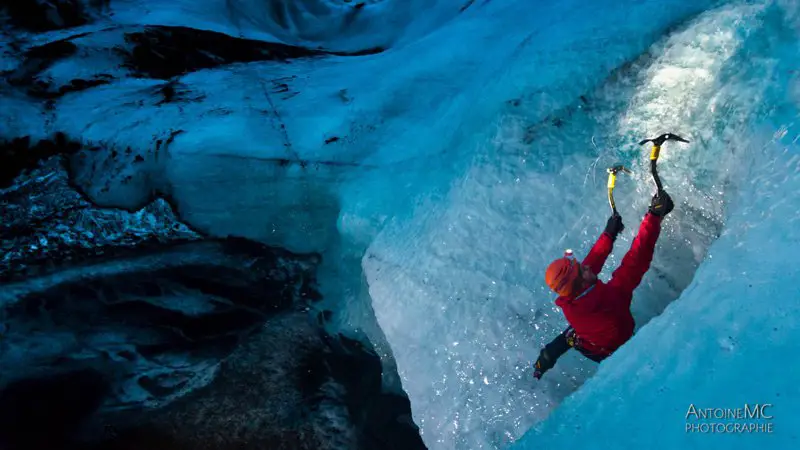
[[604, 213, 625, 240], [649, 191, 674, 217], [533, 348, 555, 380], [533, 330, 573, 380]]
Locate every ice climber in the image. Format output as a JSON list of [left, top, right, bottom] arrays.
[[532, 190, 674, 379]]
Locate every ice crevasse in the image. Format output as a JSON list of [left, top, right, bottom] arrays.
[[363, 1, 800, 449], [1, 0, 799, 449]]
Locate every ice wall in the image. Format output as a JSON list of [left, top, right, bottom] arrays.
[[511, 3, 800, 447], [15, 0, 713, 255], [364, 1, 800, 449], [514, 130, 800, 450]]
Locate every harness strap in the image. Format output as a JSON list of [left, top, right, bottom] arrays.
[[564, 326, 610, 362]]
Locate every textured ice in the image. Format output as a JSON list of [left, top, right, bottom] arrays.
[[366, 1, 800, 449], [6, 0, 712, 253], [3, 0, 799, 449], [111, 0, 471, 52], [513, 137, 800, 448], [510, 3, 800, 447], [363, 4, 724, 449]]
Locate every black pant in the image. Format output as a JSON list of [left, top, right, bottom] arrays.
[[545, 327, 608, 363], [543, 329, 572, 360]]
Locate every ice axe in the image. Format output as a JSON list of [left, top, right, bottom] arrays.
[[606, 165, 632, 216], [637, 133, 690, 194]]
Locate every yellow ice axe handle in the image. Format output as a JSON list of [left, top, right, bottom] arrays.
[[607, 172, 617, 189], [650, 145, 661, 161], [607, 173, 618, 214]]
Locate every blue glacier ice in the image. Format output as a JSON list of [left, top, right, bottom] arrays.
[[2, 0, 799, 449], [366, 1, 799, 448]]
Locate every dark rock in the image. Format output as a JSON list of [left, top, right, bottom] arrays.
[[117, 25, 385, 80], [119, 26, 327, 80], [0, 368, 111, 450], [152, 81, 204, 106], [317, 309, 333, 326], [26, 78, 112, 100], [134, 335, 240, 363], [296, 351, 331, 400], [87, 314, 353, 450], [24, 39, 79, 61], [329, 46, 384, 57], [106, 298, 267, 341], [0, 163, 423, 450], [0, 0, 109, 32], [6, 39, 79, 87], [0, 159, 199, 283], [137, 375, 188, 398], [117, 351, 137, 362], [5, 238, 319, 337], [326, 332, 427, 450], [0, 133, 83, 188], [87, 314, 426, 450], [0, 237, 324, 447]]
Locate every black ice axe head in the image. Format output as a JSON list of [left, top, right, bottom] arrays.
[[637, 133, 690, 150], [637, 133, 690, 193]]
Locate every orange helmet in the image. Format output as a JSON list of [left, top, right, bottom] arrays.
[[545, 251, 581, 297]]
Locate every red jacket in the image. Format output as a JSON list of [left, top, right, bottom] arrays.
[[555, 213, 662, 358]]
